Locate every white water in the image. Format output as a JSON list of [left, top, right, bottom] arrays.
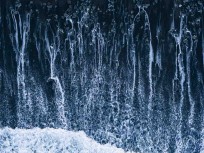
[[0, 128, 135, 153], [10, 10, 32, 127], [45, 25, 67, 128], [0, 1, 202, 152]]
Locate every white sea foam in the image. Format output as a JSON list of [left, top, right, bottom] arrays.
[[0, 128, 134, 153]]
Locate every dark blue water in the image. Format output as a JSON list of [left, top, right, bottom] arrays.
[[0, 0, 203, 152]]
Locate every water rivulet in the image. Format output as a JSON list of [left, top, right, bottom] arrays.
[[0, 0, 203, 152]]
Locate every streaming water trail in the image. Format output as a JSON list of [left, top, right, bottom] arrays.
[[0, 1, 203, 152]]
